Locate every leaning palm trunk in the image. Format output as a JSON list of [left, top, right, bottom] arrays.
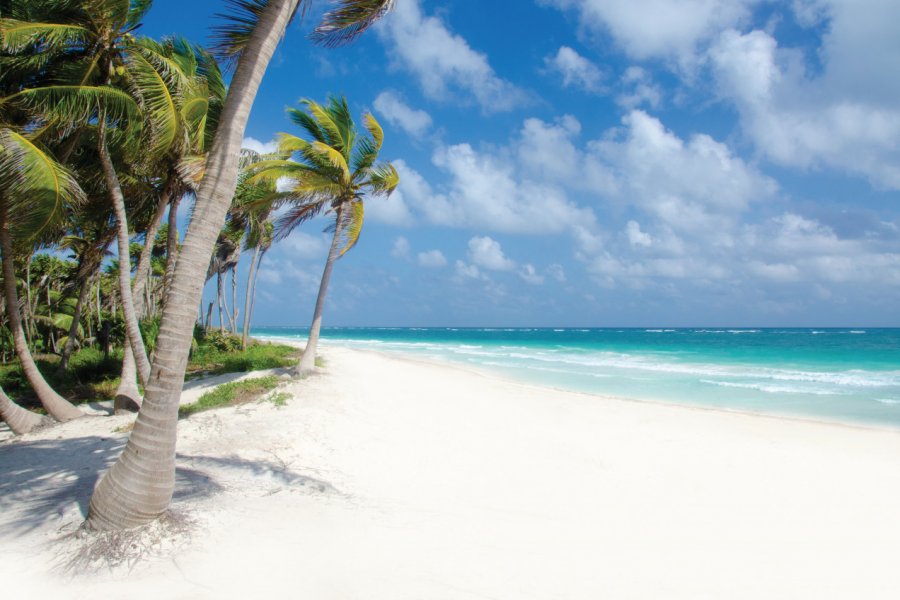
[[162, 194, 182, 304], [57, 269, 94, 374], [0, 222, 83, 422], [86, 0, 300, 531], [113, 183, 172, 410], [97, 117, 152, 389], [296, 206, 344, 375], [0, 385, 45, 435], [241, 243, 262, 349]]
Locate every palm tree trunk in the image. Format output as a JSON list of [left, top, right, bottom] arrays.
[[97, 116, 152, 389], [296, 206, 343, 375], [217, 271, 225, 333], [0, 219, 82, 422], [230, 268, 238, 334], [162, 193, 182, 303], [113, 182, 172, 409], [57, 266, 94, 375], [86, 0, 300, 531], [0, 385, 44, 435], [241, 244, 262, 349]]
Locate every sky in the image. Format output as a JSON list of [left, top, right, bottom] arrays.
[[141, 0, 900, 327]]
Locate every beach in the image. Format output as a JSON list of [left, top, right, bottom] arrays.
[[2, 345, 900, 598]]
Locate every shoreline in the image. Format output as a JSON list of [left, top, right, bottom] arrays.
[[275, 337, 900, 434], [3, 345, 900, 598]]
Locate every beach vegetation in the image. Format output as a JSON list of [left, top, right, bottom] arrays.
[[178, 375, 280, 417], [0, 0, 397, 532], [246, 95, 399, 375]]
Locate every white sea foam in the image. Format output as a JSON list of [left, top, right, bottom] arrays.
[[699, 379, 842, 396]]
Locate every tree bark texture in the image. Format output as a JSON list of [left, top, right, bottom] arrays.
[[0, 385, 44, 435]]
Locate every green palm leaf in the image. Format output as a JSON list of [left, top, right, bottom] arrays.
[[0, 128, 85, 239], [310, 0, 396, 48]]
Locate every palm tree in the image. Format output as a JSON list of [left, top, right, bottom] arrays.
[[0, 129, 86, 423], [249, 96, 398, 374], [86, 0, 397, 531]]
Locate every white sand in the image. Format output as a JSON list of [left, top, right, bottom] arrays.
[[2, 346, 899, 599]]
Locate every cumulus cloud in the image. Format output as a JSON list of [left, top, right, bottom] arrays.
[[545, 46, 604, 92], [617, 66, 663, 109], [417, 249, 447, 268], [454, 260, 485, 280], [709, 24, 900, 188], [373, 91, 433, 138], [519, 264, 545, 285], [539, 0, 759, 65], [377, 0, 527, 112], [241, 137, 278, 154], [468, 236, 516, 271], [282, 231, 328, 261], [390, 236, 411, 259]]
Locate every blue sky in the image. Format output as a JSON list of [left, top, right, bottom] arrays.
[[141, 0, 900, 327]]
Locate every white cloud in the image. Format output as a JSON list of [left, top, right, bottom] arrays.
[[282, 231, 327, 261], [417, 249, 447, 268], [539, 0, 759, 65], [468, 236, 516, 271], [617, 66, 663, 109], [590, 110, 777, 236], [545, 46, 604, 92], [454, 260, 485, 280], [625, 220, 652, 247], [710, 25, 900, 188], [367, 185, 415, 226], [519, 264, 545, 285], [373, 91, 433, 138], [428, 143, 598, 235], [547, 264, 567, 283], [390, 236, 411, 259], [377, 0, 527, 112], [241, 137, 278, 155]]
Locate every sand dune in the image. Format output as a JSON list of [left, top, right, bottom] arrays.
[[2, 346, 899, 599]]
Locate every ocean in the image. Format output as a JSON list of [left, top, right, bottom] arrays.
[[254, 327, 900, 428]]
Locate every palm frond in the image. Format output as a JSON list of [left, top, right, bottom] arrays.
[[287, 106, 326, 143], [272, 198, 326, 240], [303, 99, 343, 149], [0, 20, 90, 52], [211, 0, 306, 64], [126, 0, 154, 29], [0, 127, 85, 239], [311, 140, 350, 183], [366, 161, 399, 196], [124, 45, 180, 156], [310, 0, 395, 48], [336, 199, 364, 257], [4, 85, 139, 129]]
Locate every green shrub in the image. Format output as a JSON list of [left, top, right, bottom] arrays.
[[179, 375, 280, 417]]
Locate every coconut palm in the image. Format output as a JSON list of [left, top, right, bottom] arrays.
[[0, 1, 210, 390], [248, 96, 398, 373], [0, 127, 86, 423], [86, 0, 397, 531]]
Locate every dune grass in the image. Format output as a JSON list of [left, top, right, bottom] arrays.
[[178, 375, 281, 418]]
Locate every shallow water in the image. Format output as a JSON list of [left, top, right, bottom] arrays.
[[255, 327, 900, 427]]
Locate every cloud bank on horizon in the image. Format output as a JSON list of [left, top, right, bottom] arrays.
[[146, 0, 900, 326]]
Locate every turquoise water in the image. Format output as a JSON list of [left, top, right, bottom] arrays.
[[254, 327, 900, 427]]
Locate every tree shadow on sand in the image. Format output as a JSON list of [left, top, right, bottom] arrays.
[[0, 437, 341, 537]]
